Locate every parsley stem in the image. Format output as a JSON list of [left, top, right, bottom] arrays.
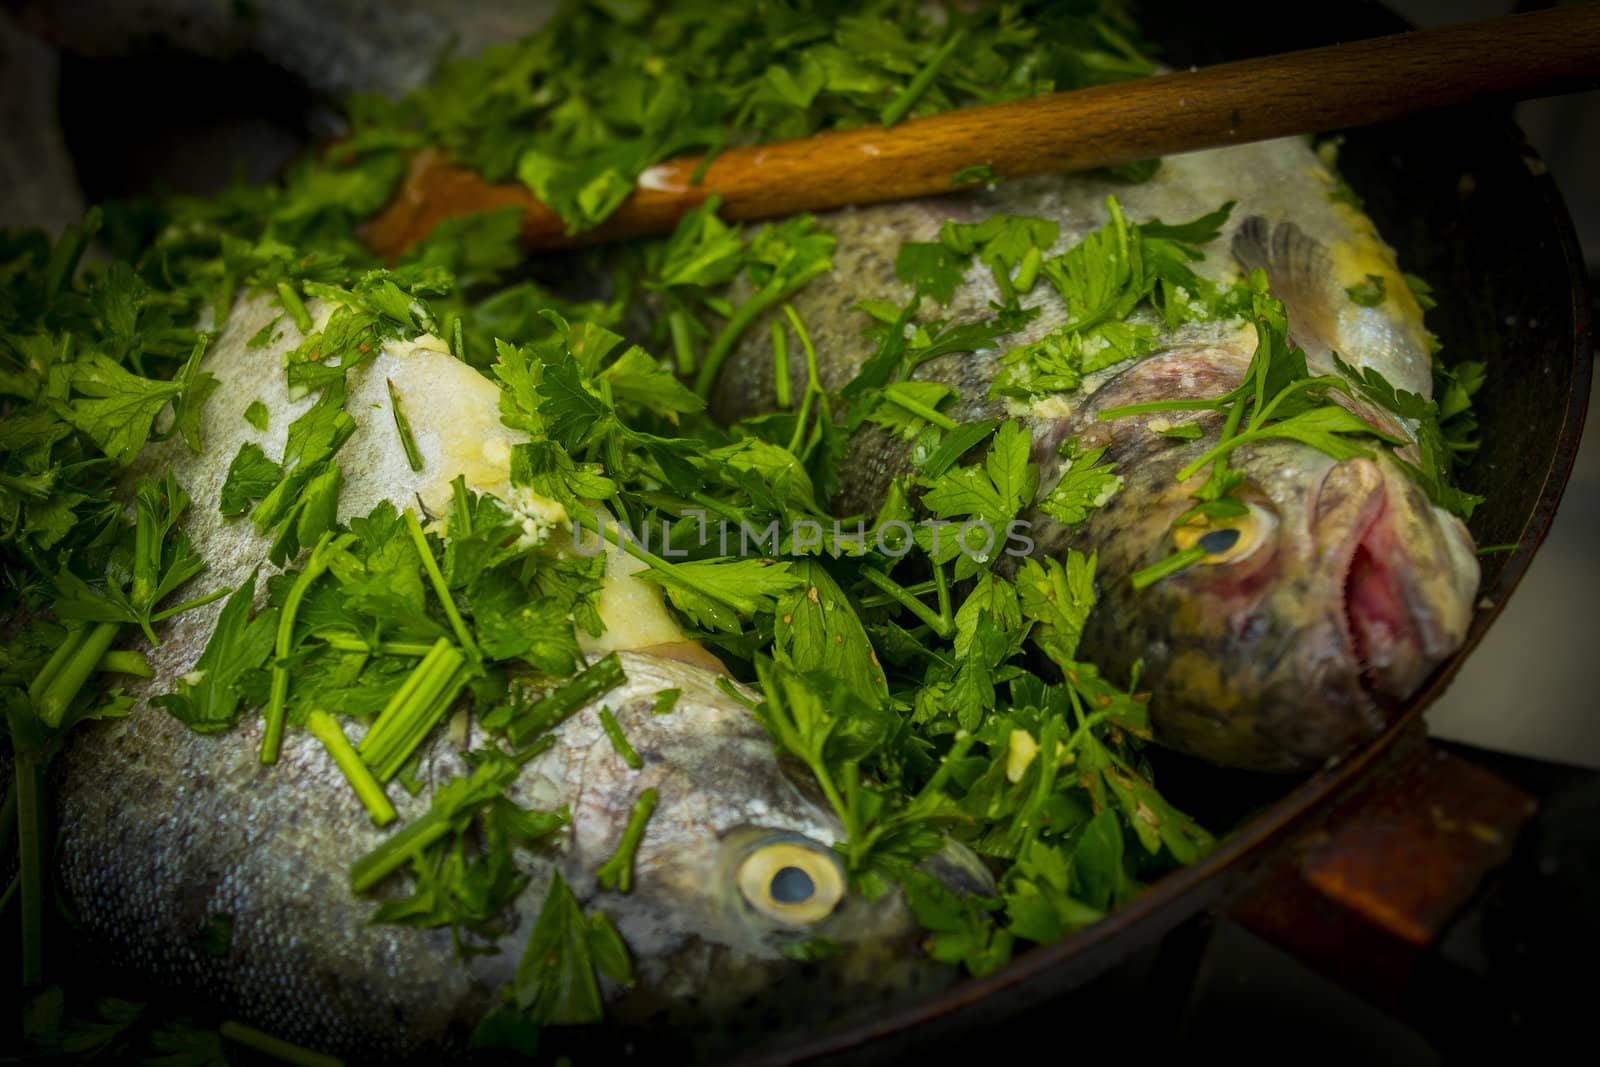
[[880, 27, 968, 127], [33, 621, 120, 728], [1098, 397, 1225, 420], [95, 650, 153, 678], [770, 318, 792, 409], [404, 509, 481, 664], [686, 491, 744, 525], [604, 523, 768, 617], [669, 308, 697, 377], [220, 1021, 343, 1067], [351, 814, 455, 895], [14, 754, 42, 986], [149, 585, 231, 622], [350, 757, 522, 893], [276, 282, 314, 336], [320, 633, 437, 657], [859, 568, 953, 639], [714, 675, 757, 709], [694, 278, 787, 398], [28, 626, 82, 709], [43, 207, 97, 302], [1246, 375, 1346, 433], [1129, 545, 1206, 590], [1014, 246, 1044, 295], [932, 560, 954, 634], [694, 288, 772, 397], [263, 531, 339, 765], [597, 706, 642, 770], [858, 577, 937, 609], [387, 379, 425, 473], [596, 788, 658, 893], [307, 710, 396, 827], [917, 731, 976, 802], [505, 652, 626, 747], [782, 305, 823, 456], [358, 639, 467, 781], [879, 386, 958, 431]]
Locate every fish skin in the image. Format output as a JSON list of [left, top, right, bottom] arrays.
[[37, 295, 974, 1062], [709, 138, 1480, 772]]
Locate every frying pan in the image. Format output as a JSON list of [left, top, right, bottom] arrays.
[[25, 0, 1592, 1061], [731, 0, 1593, 1060]]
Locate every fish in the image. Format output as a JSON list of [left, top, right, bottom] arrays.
[[34, 293, 987, 1062], [708, 138, 1481, 773]]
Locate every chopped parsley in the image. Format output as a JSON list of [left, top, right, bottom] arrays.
[[0, 0, 1491, 1058]]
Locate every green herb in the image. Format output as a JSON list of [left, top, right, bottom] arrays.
[[218, 442, 283, 516], [404, 509, 481, 663], [1037, 440, 1122, 528], [496, 653, 627, 747], [387, 378, 425, 472], [1129, 545, 1207, 590], [949, 164, 999, 188], [275, 281, 315, 335], [262, 532, 346, 764], [476, 871, 632, 1043], [221, 1020, 343, 1067], [597, 706, 643, 770], [595, 789, 659, 893], [200, 912, 235, 958], [356, 637, 469, 782], [51, 471, 218, 647], [307, 710, 397, 826], [384, 1, 1153, 234], [351, 754, 522, 894], [651, 689, 681, 715], [1345, 273, 1387, 306], [61, 338, 217, 465], [1099, 273, 1406, 584], [155, 572, 278, 734], [244, 399, 270, 430]]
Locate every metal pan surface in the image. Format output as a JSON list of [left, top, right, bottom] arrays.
[[740, 1, 1593, 1061]]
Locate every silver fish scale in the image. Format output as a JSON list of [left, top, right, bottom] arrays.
[[711, 138, 1435, 513], [51, 646, 879, 1059], [709, 135, 1477, 772], [36, 285, 944, 1055]]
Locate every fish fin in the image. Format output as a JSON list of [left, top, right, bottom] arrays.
[[1231, 216, 1340, 357]]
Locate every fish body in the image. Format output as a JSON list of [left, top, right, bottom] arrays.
[[711, 138, 1480, 772], [43, 295, 969, 1061]]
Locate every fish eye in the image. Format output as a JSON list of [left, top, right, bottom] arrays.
[[1173, 502, 1276, 565], [736, 837, 845, 925]]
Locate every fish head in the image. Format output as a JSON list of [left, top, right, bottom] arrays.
[[551, 653, 987, 1040], [1043, 348, 1479, 772]]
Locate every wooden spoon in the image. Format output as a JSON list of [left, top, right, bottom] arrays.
[[362, 4, 1600, 260]]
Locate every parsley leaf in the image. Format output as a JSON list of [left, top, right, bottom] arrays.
[[154, 571, 277, 733]]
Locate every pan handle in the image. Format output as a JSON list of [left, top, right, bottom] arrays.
[[1224, 729, 1538, 1010]]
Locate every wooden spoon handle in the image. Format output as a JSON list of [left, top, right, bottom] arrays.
[[362, 4, 1600, 260]]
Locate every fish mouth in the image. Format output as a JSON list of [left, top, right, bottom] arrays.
[[1334, 489, 1433, 703]]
